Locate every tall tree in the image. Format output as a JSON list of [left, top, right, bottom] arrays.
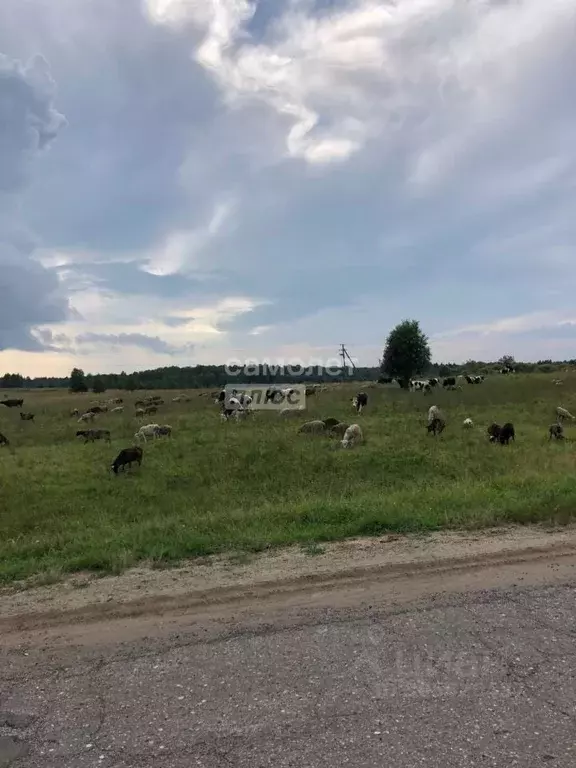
[[381, 319, 431, 389], [69, 367, 88, 393], [92, 375, 106, 394]]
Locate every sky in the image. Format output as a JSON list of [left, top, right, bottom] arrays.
[[1, 0, 576, 376]]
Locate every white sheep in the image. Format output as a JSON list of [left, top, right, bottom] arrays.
[[77, 412, 96, 423], [427, 405, 442, 424], [556, 406, 575, 422], [341, 423, 363, 448], [111, 406, 124, 413], [134, 423, 161, 442], [463, 418, 474, 428]]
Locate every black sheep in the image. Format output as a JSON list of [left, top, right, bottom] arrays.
[[111, 446, 143, 474]]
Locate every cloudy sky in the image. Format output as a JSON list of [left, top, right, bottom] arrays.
[[1, 0, 576, 376]]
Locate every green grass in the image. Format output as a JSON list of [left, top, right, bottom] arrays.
[[1, 374, 576, 583]]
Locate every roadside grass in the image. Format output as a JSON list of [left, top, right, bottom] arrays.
[[1, 374, 576, 583]]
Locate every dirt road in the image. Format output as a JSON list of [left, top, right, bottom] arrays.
[[1, 526, 576, 766]]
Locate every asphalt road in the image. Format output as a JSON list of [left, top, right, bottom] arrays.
[[1, 550, 576, 766]]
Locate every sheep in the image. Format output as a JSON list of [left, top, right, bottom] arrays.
[[0, 432, 9, 447], [298, 420, 327, 435], [0, 398, 23, 408], [279, 407, 305, 418], [156, 425, 172, 437], [111, 406, 124, 413], [427, 405, 443, 424], [555, 406, 575, 422], [427, 417, 446, 436], [329, 422, 350, 437], [352, 392, 368, 413], [111, 446, 143, 474], [135, 408, 146, 417], [341, 423, 363, 448], [78, 412, 96, 423], [19, 412, 34, 421], [498, 422, 515, 445], [70, 408, 79, 417], [76, 428, 111, 444], [143, 405, 158, 415], [322, 417, 341, 430], [549, 423, 565, 440], [134, 424, 161, 442], [88, 405, 108, 414], [463, 418, 474, 428], [108, 398, 123, 405]]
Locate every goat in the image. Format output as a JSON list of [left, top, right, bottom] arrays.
[[0, 398, 23, 408], [111, 446, 143, 474], [427, 417, 446, 436], [498, 422, 515, 445], [19, 412, 34, 421], [341, 423, 363, 448], [549, 423, 565, 440]]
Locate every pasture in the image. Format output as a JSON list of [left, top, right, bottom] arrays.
[[1, 374, 576, 584]]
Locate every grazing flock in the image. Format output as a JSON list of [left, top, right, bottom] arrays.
[[1, 375, 574, 475]]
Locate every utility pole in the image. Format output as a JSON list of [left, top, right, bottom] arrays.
[[339, 344, 356, 378]]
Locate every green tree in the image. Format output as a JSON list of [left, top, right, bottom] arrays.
[[69, 367, 88, 393], [381, 319, 431, 389], [92, 375, 106, 394], [498, 354, 515, 370]]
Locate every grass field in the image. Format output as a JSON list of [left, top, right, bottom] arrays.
[[1, 374, 576, 584]]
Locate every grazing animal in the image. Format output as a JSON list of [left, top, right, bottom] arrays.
[[88, 405, 107, 414], [555, 406, 575, 422], [77, 412, 96, 423], [156, 425, 172, 437], [427, 417, 446, 436], [410, 379, 428, 392], [0, 432, 9, 446], [111, 446, 143, 474], [0, 398, 23, 408], [111, 406, 124, 413], [549, 423, 565, 440], [322, 417, 341, 430], [143, 405, 158, 415], [135, 408, 145, 417], [442, 377, 456, 389], [341, 423, 363, 448], [134, 424, 161, 442], [352, 392, 368, 413], [498, 422, 515, 445], [220, 396, 243, 421], [135, 400, 146, 407], [427, 405, 443, 424], [487, 423, 501, 442], [76, 428, 111, 443], [70, 408, 79, 417], [298, 420, 326, 435], [109, 397, 123, 405], [278, 407, 305, 418], [19, 412, 34, 421], [329, 422, 350, 437], [465, 375, 484, 384], [463, 418, 474, 428], [428, 377, 439, 387], [378, 376, 394, 384]]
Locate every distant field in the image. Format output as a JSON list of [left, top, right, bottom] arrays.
[[1, 374, 576, 583]]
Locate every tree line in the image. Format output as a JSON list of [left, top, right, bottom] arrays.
[[1, 320, 575, 392]]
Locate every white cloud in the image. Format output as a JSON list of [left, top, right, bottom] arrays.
[[143, 198, 236, 276], [146, 0, 576, 174]]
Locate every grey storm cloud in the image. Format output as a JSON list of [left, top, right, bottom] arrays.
[[75, 332, 195, 356], [0, 51, 69, 352]]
